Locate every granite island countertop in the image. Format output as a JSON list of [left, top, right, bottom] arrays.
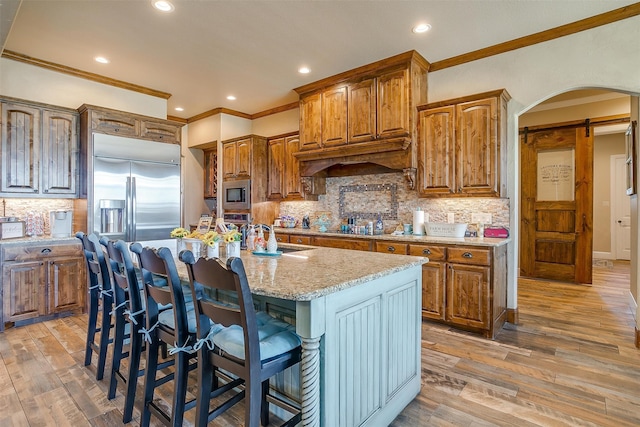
[[138, 239, 427, 302], [273, 227, 510, 247], [0, 235, 79, 246]]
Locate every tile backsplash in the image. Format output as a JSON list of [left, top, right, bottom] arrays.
[[1, 198, 75, 235], [280, 172, 510, 233]]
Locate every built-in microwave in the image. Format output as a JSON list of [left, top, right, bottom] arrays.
[[222, 179, 251, 211]]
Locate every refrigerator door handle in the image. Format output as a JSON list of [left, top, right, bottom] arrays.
[[131, 177, 137, 241], [126, 176, 132, 241]]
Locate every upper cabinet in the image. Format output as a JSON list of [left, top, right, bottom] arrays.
[[81, 105, 182, 144], [267, 133, 302, 201], [0, 97, 78, 197], [222, 136, 254, 180], [417, 89, 510, 198], [293, 51, 429, 180]]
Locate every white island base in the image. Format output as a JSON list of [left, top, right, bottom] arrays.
[[295, 265, 422, 427]]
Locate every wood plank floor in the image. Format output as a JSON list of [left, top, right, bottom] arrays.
[[0, 261, 638, 426]]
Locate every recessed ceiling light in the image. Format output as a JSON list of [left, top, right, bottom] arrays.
[[153, 1, 174, 12], [412, 23, 431, 34], [226, 95, 236, 101], [174, 107, 184, 112], [95, 56, 109, 64], [299, 67, 310, 74]]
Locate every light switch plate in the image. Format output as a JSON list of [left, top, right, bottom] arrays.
[[471, 213, 492, 224], [447, 213, 455, 223]]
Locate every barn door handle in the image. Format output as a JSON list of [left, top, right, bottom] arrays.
[[582, 214, 586, 232]]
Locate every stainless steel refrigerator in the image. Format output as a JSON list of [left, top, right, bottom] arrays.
[[89, 133, 181, 242]]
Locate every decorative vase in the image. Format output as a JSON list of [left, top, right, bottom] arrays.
[[207, 242, 219, 258], [227, 241, 241, 258], [176, 238, 186, 253], [267, 228, 278, 253]]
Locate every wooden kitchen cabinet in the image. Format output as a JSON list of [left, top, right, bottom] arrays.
[[409, 244, 447, 321], [203, 148, 217, 198], [375, 241, 408, 255], [312, 235, 372, 251], [1, 97, 79, 197], [1, 241, 86, 330], [321, 85, 348, 147], [294, 51, 428, 162], [268, 133, 303, 201], [222, 136, 253, 179], [417, 89, 510, 197]]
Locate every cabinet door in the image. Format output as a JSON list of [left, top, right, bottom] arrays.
[[203, 148, 217, 198], [322, 86, 347, 147], [456, 97, 498, 195], [312, 236, 372, 251], [446, 263, 490, 330], [421, 261, 446, 321], [1, 102, 41, 193], [299, 93, 322, 151], [90, 109, 138, 136], [42, 109, 78, 195], [417, 106, 455, 196], [48, 256, 85, 313], [140, 120, 181, 144], [236, 139, 252, 177], [377, 68, 410, 139], [289, 234, 311, 245], [284, 135, 302, 199], [268, 137, 285, 200], [375, 241, 408, 255], [348, 78, 376, 143], [222, 142, 237, 179], [2, 261, 47, 322]]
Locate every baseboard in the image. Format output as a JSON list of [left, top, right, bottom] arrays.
[[593, 251, 614, 260], [506, 308, 519, 324], [630, 291, 638, 323]]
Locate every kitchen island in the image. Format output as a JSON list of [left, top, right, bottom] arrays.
[[142, 239, 427, 427]]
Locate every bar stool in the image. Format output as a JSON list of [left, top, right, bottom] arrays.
[[76, 232, 113, 381], [131, 244, 203, 427], [179, 251, 302, 427], [103, 239, 154, 423]]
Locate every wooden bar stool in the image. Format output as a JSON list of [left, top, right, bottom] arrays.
[[179, 251, 302, 427], [132, 244, 202, 427], [76, 232, 113, 381]]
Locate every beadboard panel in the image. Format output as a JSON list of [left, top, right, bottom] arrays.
[[337, 297, 382, 426]]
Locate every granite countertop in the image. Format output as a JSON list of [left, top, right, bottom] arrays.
[[138, 239, 427, 302], [0, 235, 79, 246], [272, 227, 510, 247]]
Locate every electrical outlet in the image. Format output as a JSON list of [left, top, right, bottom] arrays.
[[447, 213, 455, 224], [471, 213, 492, 224]]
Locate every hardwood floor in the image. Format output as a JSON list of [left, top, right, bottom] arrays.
[[0, 261, 637, 426]]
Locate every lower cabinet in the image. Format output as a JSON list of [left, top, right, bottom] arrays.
[[409, 243, 507, 338], [1, 241, 86, 330]]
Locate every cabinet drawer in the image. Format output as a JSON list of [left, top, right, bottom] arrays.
[[312, 236, 372, 251], [375, 242, 408, 255], [274, 233, 289, 243], [2, 243, 82, 262], [409, 244, 446, 261], [289, 235, 312, 245], [91, 110, 138, 136], [447, 247, 490, 266]]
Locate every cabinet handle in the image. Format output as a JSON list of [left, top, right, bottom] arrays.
[[296, 238, 303, 243], [387, 246, 396, 252], [41, 248, 52, 254], [462, 252, 473, 258], [276, 237, 283, 242], [423, 249, 431, 255]]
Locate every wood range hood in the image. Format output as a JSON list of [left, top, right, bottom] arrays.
[[293, 135, 413, 178]]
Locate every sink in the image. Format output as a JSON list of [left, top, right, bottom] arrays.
[[279, 246, 314, 253]]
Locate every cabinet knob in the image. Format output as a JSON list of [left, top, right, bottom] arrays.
[[462, 252, 473, 258], [387, 246, 395, 252], [423, 249, 431, 255]]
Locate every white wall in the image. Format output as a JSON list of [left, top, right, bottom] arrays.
[[429, 15, 640, 327], [0, 58, 167, 118]]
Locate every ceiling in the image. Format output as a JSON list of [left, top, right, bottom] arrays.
[[1, 0, 637, 120]]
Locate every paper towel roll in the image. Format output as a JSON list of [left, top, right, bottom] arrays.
[[413, 210, 425, 235]]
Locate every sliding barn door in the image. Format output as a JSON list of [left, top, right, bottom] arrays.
[[520, 126, 593, 284]]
